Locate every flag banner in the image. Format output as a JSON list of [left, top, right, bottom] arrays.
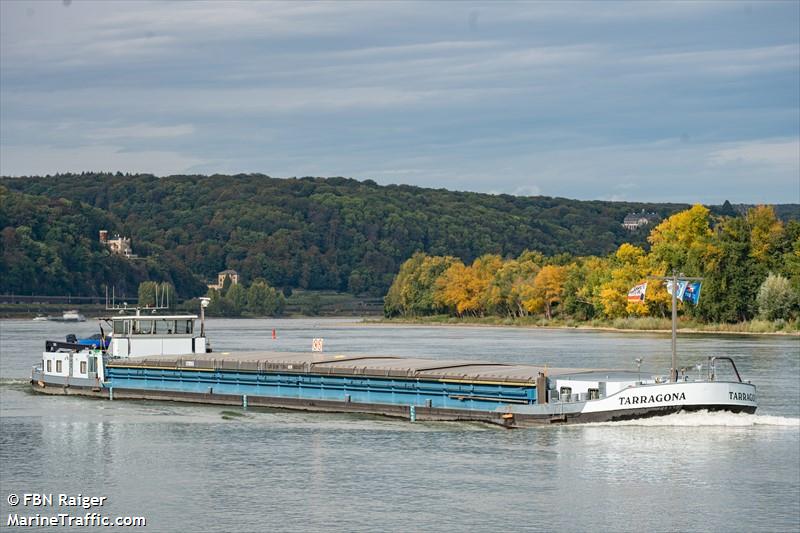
[[666, 280, 687, 300], [682, 281, 702, 305], [627, 282, 648, 302]]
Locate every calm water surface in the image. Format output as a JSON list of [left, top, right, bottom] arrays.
[[1, 318, 798, 532]]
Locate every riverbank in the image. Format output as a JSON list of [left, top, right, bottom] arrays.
[[373, 315, 800, 335], [0, 290, 384, 319]]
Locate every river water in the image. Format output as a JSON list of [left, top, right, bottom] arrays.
[[1, 318, 798, 532]]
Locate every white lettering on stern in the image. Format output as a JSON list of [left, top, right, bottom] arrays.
[[618, 392, 686, 406]]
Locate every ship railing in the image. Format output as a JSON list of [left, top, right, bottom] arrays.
[[550, 391, 596, 403], [45, 340, 91, 353], [707, 356, 744, 383]]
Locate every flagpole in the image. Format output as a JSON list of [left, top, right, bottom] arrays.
[[670, 270, 678, 382], [648, 271, 703, 382]]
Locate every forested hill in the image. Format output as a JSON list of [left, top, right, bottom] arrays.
[[0, 173, 794, 298]]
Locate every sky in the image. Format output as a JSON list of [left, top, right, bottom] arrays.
[[1, 0, 798, 204]]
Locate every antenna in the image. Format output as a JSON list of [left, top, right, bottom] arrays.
[[105, 283, 169, 312]]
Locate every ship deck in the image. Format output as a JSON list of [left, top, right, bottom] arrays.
[[107, 351, 615, 385]]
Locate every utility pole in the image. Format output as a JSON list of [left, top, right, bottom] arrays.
[[649, 271, 703, 382]]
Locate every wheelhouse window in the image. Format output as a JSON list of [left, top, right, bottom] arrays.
[[56, 360, 62, 373], [80, 361, 87, 375], [177, 320, 193, 334], [46, 360, 52, 372], [156, 319, 176, 334], [134, 320, 153, 335], [113, 317, 194, 335]]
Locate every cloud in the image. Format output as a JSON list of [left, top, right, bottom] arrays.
[[85, 124, 195, 141], [628, 44, 800, 77], [707, 139, 800, 170], [0, 1, 797, 203]]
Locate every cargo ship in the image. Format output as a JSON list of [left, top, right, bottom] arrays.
[[30, 300, 757, 426]]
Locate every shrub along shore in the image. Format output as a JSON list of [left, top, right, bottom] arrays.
[[375, 315, 799, 335]]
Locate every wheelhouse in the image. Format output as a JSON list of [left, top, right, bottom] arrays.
[[108, 314, 206, 357]]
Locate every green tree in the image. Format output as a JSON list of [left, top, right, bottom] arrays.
[[137, 281, 159, 308], [247, 279, 285, 316], [696, 217, 760, 323], [227, 283, 248, 315], [756, 273, 798, 320], [384, 252, 456, 317], [206, 289, 236, 317]]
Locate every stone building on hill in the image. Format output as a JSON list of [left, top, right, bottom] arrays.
[[208, 269, 239, 290], [622, 210, 660, 231]]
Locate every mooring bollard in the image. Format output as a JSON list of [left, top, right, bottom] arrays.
[[109, 387, 113, 401], [410, 405, 416, 422], [242, 394, 248, 410]]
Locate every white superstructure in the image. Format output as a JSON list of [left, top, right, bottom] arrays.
[[108, 313, 207, 357]]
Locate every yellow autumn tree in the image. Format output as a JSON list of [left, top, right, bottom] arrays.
[[434, 255, 501, 316], [597, 244, 645, 318], [747, 205, 783, 264], [595, 243, 674, 319], [487, 256, 541, 316], [473, 254, 504, 314], [648, 204, 715, 272], [434, 261, 472, 316], [523, 264, 567, 319]]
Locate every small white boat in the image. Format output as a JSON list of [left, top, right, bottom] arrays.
[[47, 310, 86, 322]]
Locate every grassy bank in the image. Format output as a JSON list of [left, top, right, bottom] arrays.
[[375, 315, 800, 335]]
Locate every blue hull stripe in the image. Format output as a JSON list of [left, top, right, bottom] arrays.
[[105, 367, 537, 411]]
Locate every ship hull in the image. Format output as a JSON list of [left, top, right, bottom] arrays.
[[30, 371, 757, 427]]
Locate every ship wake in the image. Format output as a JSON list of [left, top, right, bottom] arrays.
[[587, 410, 799, 427]]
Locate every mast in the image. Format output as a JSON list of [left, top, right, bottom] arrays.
[[669, 271, 678, 381], [650, 270, 703, 382]]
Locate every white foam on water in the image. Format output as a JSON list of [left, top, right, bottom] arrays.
[[0, 378, 31, 386], [584, 410, 800, 427]]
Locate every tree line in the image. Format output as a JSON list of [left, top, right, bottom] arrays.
[[2, 173, 695, 297], [385, 205, 800, 323], [2, 175, 798, 311]]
